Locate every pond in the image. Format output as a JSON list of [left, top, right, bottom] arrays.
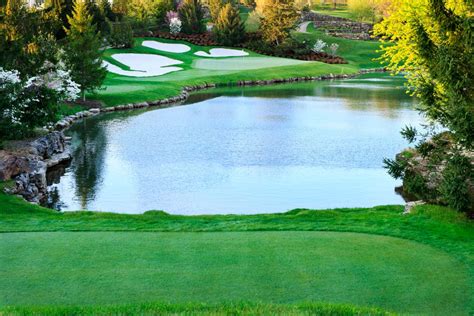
[[46, 73, 422, 214]]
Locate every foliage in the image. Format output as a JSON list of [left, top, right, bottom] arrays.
[[213, 3, 245, 45], [169, 16, 182, 34], [312, 39, 327, 52], [440, 153, 473, 211], [63, 0, 106, 100], [329, 43, 339, 55], [374, 0, 474, 149], [347, 0, 390, 22], [260, 0, 298, 45], [208, 0, 227, 22], [178, 0, 205, 34], [155, 0, 175, 24], [0, 65, 79, 139], [112, 0, 128, 16], [108, 20, 134, 48], [0, 1, 59, 77]]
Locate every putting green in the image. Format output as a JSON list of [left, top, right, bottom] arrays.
[[193, 57, 307, 70], [0, 231, 469, 314]]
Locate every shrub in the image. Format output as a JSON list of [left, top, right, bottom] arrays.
[[108, 20, 134, 48], [0, 65, 79, 139], [169, 17, 182, 34], [440, 153, 473, 212], [329, 43, 339, 56], [312, 39, 327, 53], [213, 3, 245, 45], [178, 0, 205, 34]]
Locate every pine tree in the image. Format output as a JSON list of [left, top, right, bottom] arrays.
[[64, 0, 106, 100], [213, 3, 245, 45], [179, 0, 205, 34], [260, 0, 298, 45]]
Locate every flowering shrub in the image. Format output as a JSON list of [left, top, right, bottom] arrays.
[[169, 17, 182, 35], [312, 39, 327, 53], [166, 10, 179, 24], [0, 64, 80, 139], [329, 43, 339, 56]]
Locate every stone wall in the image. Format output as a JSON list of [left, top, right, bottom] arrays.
[[301, 12, 374, 40], [0, 132, 71, 203]]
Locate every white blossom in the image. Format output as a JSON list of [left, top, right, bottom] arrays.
[[312, 39, 327, 53], [169, 17, 182, 35]]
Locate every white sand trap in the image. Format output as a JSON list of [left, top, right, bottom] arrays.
[[194, 48, 249, 58], [142, 40, 191, 53], [104, 53, 183, 77], [193, 57, 307, 70]]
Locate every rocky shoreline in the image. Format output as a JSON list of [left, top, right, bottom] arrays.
[[1, 69, 386, 205]]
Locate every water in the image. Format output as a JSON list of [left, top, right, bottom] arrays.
[[47, 74, 422, 214]]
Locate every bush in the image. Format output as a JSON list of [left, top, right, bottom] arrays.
[[0, 65, 79, 139], [440, 153, 473, 212], [213, 3, 245, 45], [179, 0, 205, 34], [108, 20, 134, 48]]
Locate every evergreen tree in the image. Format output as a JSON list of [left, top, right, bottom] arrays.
[[209, 0, 226, 22], [178, 0, 205, 34], [64, 0, 106, 100], [213, 3, 245, 45], [260, 0, 298, 45]]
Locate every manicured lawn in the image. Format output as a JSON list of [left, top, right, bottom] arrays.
[[91, 34, 380, 107], [292, 23, 382, 69], [0, 190, 473, 314], [0, 230, 469, 314]]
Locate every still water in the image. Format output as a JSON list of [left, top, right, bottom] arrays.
[[47, 74, 422, 214]]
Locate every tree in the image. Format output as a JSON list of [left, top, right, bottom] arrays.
[[213, 3, 245, 45], [260, 0, 298, 45], [209, 0, 226, 22], [374, 0, 473, 148], [64, 0, 106, 100], [44, 0, 74, 38], [178, 0, 205, 34], [0, 0, 59, 77]]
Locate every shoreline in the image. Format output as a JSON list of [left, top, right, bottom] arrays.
[[1, 68, 387, 208]]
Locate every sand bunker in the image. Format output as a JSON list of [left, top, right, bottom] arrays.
[[194, 48, 249, 58], [142, 40, 191, 53], [104, 54, 183, 77]]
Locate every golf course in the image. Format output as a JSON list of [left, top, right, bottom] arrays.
[[1, 0, 473, 314]]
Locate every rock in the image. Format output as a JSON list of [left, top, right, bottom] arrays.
[[403, 200, 425, 215], [89, 108, 100, 114], [29, 131, 66, 159]]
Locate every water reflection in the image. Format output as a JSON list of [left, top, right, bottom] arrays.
[[46, 73, 422, 214]]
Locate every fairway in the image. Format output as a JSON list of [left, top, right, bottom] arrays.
[[0, 231, 469, 314]]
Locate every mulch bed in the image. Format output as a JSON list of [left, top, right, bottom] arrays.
[[151, 31, 347, 64]]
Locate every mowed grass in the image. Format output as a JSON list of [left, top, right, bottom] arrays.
[[0, 231, 470, 314], [0, 190, 473, 314], [93, 35, 375, 106]]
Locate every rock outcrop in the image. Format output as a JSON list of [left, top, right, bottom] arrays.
[[1, 131, 71, 204]]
